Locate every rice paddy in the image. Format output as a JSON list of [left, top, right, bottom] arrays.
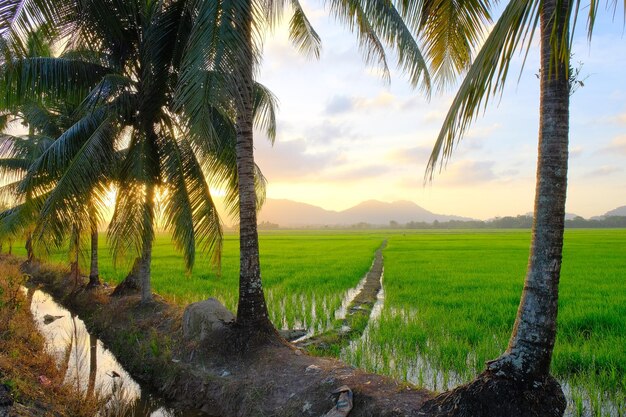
[[10, 228, 626, 416]]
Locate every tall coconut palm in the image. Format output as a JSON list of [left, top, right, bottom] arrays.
[[178, 0, 490, 336], [424, 0, 621, 413]]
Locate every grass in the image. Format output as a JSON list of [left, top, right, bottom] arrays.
[[8, 228, 626, 416], [13, 230, 384, 332], [341, 229, 626, 417]]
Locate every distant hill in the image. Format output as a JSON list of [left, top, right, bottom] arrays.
[[590, 205, 626, 220], [256, 198, 472, 227], [604, 206, 626, 217]]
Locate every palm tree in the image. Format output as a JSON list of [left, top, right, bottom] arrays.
[[424, 0, 620, 413], [178, 0, 491, 337], [0, 27, 58, 265], [1, 0, 276, 304]]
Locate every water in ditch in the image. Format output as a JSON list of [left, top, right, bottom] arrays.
[[26, 287, 211, 417]]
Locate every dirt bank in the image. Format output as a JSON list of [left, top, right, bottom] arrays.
[[19, 257, 431, 416]]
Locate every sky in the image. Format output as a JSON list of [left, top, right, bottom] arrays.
[[252, 2, 626, 220]]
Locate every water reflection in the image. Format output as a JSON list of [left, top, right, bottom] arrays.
[[27, 288, 206, 417]]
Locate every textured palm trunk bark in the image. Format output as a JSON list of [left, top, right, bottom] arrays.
[[139, 183, 155, 304], [88, 211, 100, 287], [234, 2, 273, 332], [489, 0, 570, 379]]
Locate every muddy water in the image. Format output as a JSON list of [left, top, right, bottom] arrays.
[[26, 287, 209, 417]]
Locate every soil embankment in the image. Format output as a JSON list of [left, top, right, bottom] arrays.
[[16, 255, 432, 416]]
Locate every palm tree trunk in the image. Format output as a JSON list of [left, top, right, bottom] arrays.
[[25, 232, 34, 263], [111, 257, 142, 296], [234, 2, 273, 332], [88, 209, 100, 287], [139, 183, 155, 304], [488, 0, 570, 379], [69, 225, 81, 287], [86, 334, 97, 398]]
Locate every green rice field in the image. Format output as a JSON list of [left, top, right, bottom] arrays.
[[10, 229, 626, 416]]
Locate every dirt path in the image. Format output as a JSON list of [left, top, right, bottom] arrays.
[[297, 240, 386, 354], [18, 255, 434, 417]]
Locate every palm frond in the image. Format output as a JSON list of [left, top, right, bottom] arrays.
[[326, 0, 391, 82], [20, 108, 109, 193], [362, 0, 432, 90], [288, 0, 322, 59], [160, 130, 223, 272], [1, 57, 111, 108], [0, 180, 22, 206], [426, 0, 540, 179], [253, 82, 279, 143], [0, 0, 66, 40], [0, 194, 42, 240], [417, 0, 492, 89], [107, 180, 153, 267], [34, 117, 118, 247]]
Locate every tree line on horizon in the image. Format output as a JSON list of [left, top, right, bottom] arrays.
[[1, 0, 623, 415], [256, 215, 626, 230]]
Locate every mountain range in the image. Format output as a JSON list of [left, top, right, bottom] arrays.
[[256, 199, 472, 227]]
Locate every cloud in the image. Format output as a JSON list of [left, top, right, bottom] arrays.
[[608, 113, 626, 124], [254, 138, 342, 181], [301, 120, 357, 144], [328, 164, 391, 181], [585, 166, 622, 177], [570, 146, 583, 158], [595, 113, 626, 125], [325, 91, 418, 116], [325, 95, 354, 114], [387, 146, 432, 165], [436, 160, 498, 187], [602, 135, 626, 155]]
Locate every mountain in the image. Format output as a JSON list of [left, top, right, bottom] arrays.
[[336, 200, 470, 224], [591, 205, 626, 220], [604, 206, 626, 217], [256, 198, 472, 227], [256, 199, 339, 226]]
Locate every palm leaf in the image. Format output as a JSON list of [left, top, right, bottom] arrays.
[[288, 0, 322, 59], [426, 0, 540, 179]]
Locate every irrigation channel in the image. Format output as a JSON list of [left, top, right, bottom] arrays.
[[292, 240, 387, 353], [24, 286, 209, 417]]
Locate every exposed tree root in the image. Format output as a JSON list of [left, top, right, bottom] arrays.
[[416, 369, 566, 417]]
